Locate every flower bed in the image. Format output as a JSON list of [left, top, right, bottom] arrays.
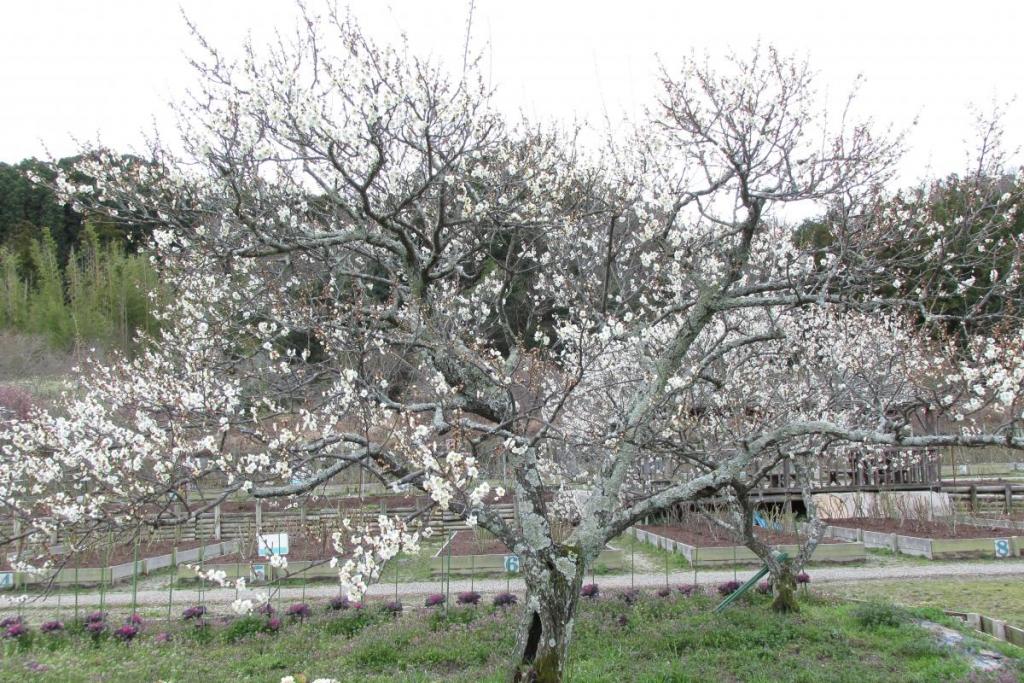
[[960, 515, 1024, 531], [632, 524, 865, 566], [175, 534, 348, 583], [817, 517, 1020, 559], [430, 530, 623, 576], [2, 540, 237, 587]]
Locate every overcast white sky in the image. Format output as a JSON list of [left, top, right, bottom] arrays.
[[1, 1, 1022, 185]]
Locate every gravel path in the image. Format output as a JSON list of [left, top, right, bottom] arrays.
[[7, 559, 1024, 614]]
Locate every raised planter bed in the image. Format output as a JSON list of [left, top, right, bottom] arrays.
[[431, 530, 624, 576], [3, 540, 237, 588], [817, 517, 1021, 559], [631, 524, 865, 566], [960, 516, 1024, 531], [177, 534, 343, 583]]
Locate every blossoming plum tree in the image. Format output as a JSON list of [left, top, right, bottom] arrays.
[[1, 8, 1022, 682]]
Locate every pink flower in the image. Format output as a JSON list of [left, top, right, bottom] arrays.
[[40, 621, 64, 634], [493, 592, 518, 607], [286, 603, 311, 620], [4, 622, 28, 639], [114, 624, 139, 643], [329, 596, 351, 610], [456, 591, 481, 606], [182, 605, 207, 620]]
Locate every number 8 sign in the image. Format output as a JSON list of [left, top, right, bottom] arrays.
[[995, 539, 1010, 558]]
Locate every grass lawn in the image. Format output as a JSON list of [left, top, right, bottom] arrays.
[[0, 591, 1019, 682], [824, 576, 1024, 627], [611, 533, 692, 573]]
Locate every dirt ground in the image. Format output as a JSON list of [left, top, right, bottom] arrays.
[[637, 524, 848, 548], [2, 538, 212, 570], [827, 517, 1016, 539]]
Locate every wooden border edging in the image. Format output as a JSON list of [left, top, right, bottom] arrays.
[[812, 522, 1021, 560], [945, 610, 1024, 648], [630, 527, 866, 566], [9, 540, 238, 587]]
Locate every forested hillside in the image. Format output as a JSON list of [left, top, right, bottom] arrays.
[[0, 157, 159, 352]]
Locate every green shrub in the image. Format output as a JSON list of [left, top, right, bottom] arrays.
[[851, 601, 910, 629], [325, 611, 375, 637], [183, 623, 214, 644], [428, 607, 477, 631], [223, 616, 267, 643]]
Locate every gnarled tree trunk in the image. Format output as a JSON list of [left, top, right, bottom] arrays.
[[512, 551, 585, 683], [770, 561, 799, 613]]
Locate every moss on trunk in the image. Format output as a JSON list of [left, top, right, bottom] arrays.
[[771, 566, 800, 613], [511, 551, 584, 683]]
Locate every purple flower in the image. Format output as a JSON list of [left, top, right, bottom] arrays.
[[85, 611, 105, 624], [114, 624, 139, 643], [86, 621, 107, 636], [656, 586, 672, 598], [0, 616, 22, 628], [127, 613, 144, 626], [382, 600, 403, 614], [4, 622, 28, 639], [456, 591, 481, 606], [796, 571, 811, 584], [329, 596, 351, 610], [619, 589, 641, 604], [25, 661, 49, 673], [182, 605, 207, 620], [676, 584, 697, 597], [40, 620, 64, 634], [493, 592, 518, 607], [154, 631, 172, 643], [265, 617, 282, 632], [717, 580, 742, 596], [580, 583, 600, 599], [756, 581, 772, 595], [424, 593, 446, 608], [286, 603, 311, 620], [256, 602, 275, 616]]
